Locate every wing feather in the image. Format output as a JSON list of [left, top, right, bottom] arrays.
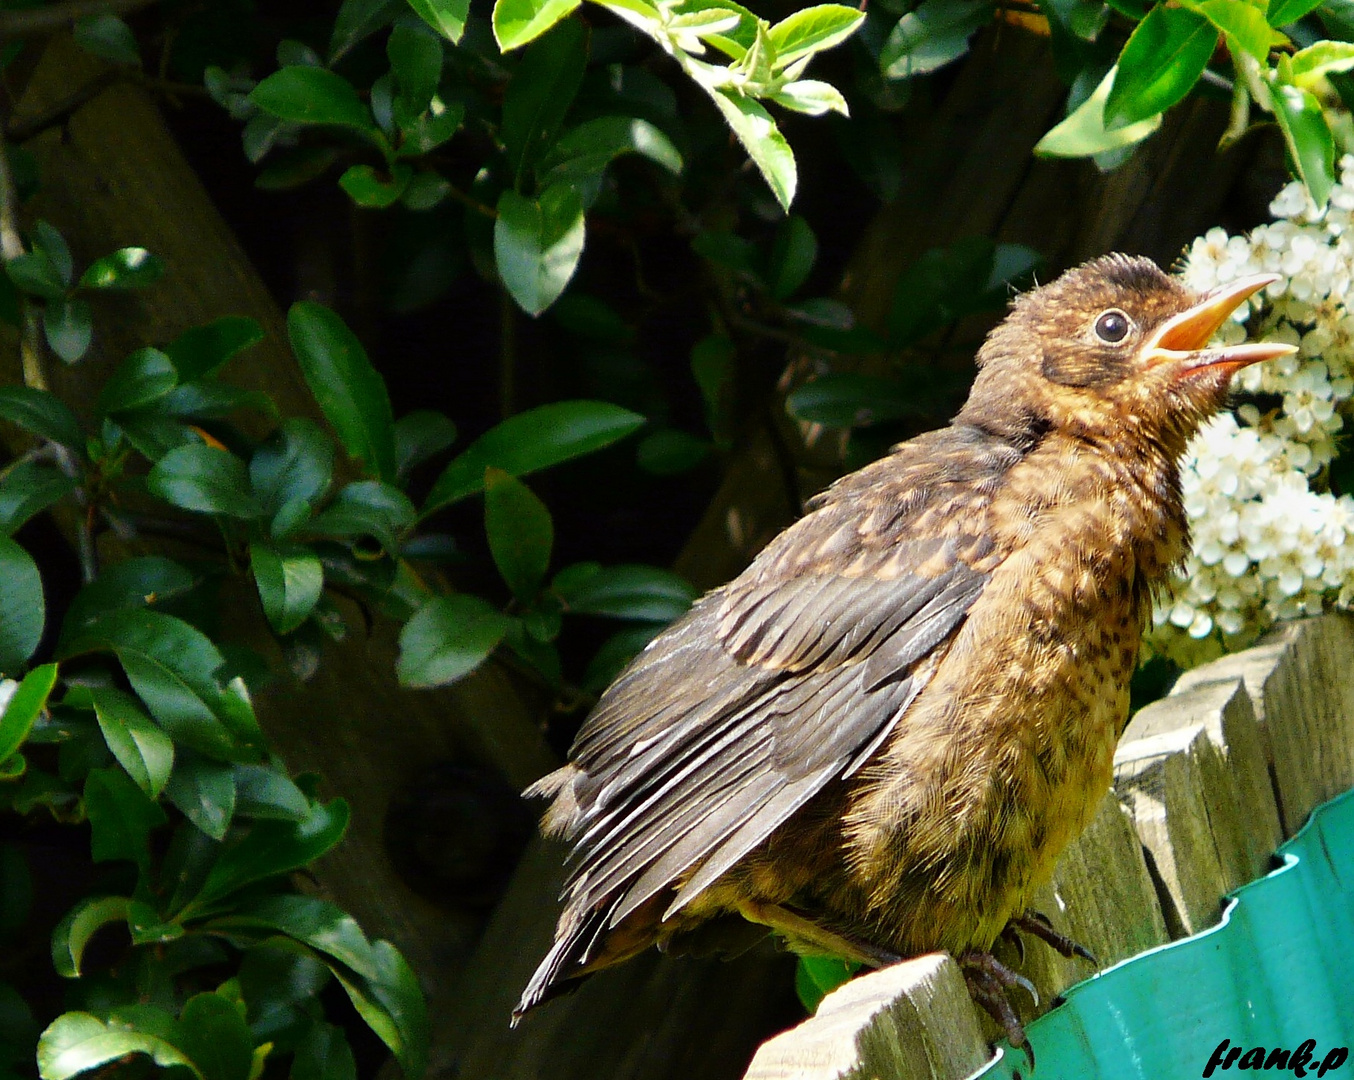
[[519, 424, 1027, 1014]]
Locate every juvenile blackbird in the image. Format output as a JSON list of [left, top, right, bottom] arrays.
[[515, 255, 1296, 1047]]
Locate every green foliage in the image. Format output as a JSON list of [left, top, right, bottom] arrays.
[[0, 0, 1349, 1067]]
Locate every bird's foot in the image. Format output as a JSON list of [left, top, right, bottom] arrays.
[[959, 950, 1036, 1068], [1008, 910, 1097, 965]]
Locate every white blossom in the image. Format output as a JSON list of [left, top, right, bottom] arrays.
[[1148, 161, 1354, 667]]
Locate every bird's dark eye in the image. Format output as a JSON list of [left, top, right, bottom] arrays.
[[1094, 309, 1131, 344]]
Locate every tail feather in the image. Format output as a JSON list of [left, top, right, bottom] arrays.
[[513, 906, 604, 1024], [513, 892, 669, 1024]]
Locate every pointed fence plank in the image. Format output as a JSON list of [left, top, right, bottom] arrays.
[[744, 955, 991, 1080], [1172, 616, 1354, 838]]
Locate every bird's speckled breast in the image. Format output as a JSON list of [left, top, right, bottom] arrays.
[[839, 434, 1187, 956]]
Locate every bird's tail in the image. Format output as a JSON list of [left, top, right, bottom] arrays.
[[513, 893, 668, 1024], [513, 905, 603, 1024]]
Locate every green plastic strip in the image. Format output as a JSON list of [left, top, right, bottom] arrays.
[[974, 787, 1354, 1080]]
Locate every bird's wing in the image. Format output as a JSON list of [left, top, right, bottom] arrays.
[[542, 425, 1020, 951]]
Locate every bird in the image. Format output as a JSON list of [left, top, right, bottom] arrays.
[[514, 254, 1296, 1051]]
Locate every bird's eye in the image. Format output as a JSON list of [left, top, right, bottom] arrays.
[[1094, 309, 1132, 344]]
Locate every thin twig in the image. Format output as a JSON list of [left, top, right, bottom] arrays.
[[441, 182, 498, 219], [0, 137, 47, 394], [0, 0, 161, 39]]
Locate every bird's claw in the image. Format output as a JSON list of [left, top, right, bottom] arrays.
[[959, 950, 1036, 1068], [1009, 910, 1097, 965]]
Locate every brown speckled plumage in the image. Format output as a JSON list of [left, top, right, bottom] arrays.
[[515, 255, 1295, 1034]]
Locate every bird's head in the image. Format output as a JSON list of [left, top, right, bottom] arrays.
[[959, 254, 1298, 456]]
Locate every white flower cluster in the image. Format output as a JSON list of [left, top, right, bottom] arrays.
[[1149, 158, 1354, 667]]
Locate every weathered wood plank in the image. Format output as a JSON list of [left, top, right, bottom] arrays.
[[1113, 724, 1236, 936], [1172, 615, 1354, 837], [1125, 679, 1280, 884], [744, 955, 991, 1080], [1011, 793, 1169, 1011]]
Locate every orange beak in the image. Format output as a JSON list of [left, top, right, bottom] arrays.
[[1143, 274, 1298, 376]]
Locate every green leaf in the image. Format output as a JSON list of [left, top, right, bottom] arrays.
[[880, 0, 994, 79], [494, 185, 586, 316], [500, 19, 587, 176], [5, 252, 63, 301], [291, 1023, 356, 1080], [51, 895, 131, 978], [635, 429, 711, 475], [0, 664, 57, 763], [795, 955, 858, 1012], [706, 89, 796, 210], [329, 0, 402, 61], [84, 766, 167, 872], [389, 19, 443, 110], [43, 299, 93, 364], [1035, 65, 1163, 157], [397, 595, 511, 688], [72, 13, 139, 65], [37, 1012, 200, 1080], [787, 373, 934, 427], [539, 116, 684, 187], [232, 763, 310, 821], [767, 5, 864, 68], [1268, 0, 1324, 25], [394, 97, 464, 156], [338, 163, 413, 208], [90, 687, 173, 799], [551, 294, 634, 343], [80, 248, 165, 290], [250, 418, 335, 518], [61, 609, 265, 763], [1291, 41, 1354, 83], [287, 302, 397, 482], [166, 317, 264, 382], [148, 444, 263, 519], [768, 215, 816, 300], [0, 386, 81, 450], [887, 237, 1038, 346], [0, 461, 76, 536], [206, 895, 428, 1079], [187, 797, 349, 913], [0, 538, 42, 673], [1197, 0, 1271, 61], [553, 563, 696, 621], [97, 348, 178, 415], [177, 993, 254, 1080], [424, 400, 645, 511], [408, 0, 471, 41], [394, 410, 457, 475], [307, 481, 415, 552], [1104, 6, 1215, 128], [251, 543, 324, 636], [250, 68, 379, 136], [164, 756, 236, 840], [767, 79, 849, 117], [582, 624, 660, 691], [493, 0, 582, 50], [484, 468, 553, 601], [1272, 81, 1335, 209], [59, 557, 195, 648], [157, 383, 277, 423], [327, 947, 426, 1080]]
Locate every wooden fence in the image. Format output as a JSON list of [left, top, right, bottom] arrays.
[[744, 613, 1354, 1080]]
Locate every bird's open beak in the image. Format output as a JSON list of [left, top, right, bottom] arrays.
[[1143, 273, 1298, 376]]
